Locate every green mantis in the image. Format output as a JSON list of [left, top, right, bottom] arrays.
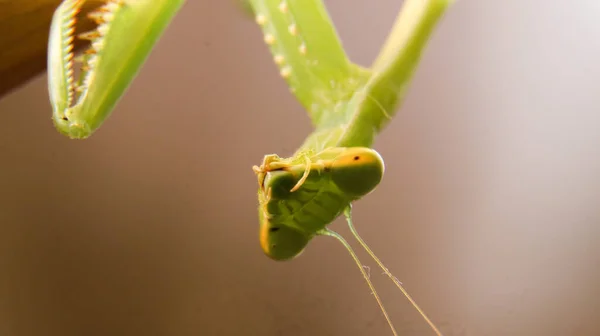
[[47, 0, 453, 334], [249, 0, 452, 334]]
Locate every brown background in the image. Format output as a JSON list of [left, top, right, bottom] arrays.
[[1, 0, 600, 335]]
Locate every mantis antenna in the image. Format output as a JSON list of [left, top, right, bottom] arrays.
[[318, 228, 399, 336], [344, 206, 444, 336]]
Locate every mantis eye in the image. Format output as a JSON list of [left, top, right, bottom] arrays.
[[259, 211, 309, 261], [330, 148, 385, 198]]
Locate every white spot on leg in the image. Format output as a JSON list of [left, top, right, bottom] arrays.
[[280, 66, 292, 78], [288, 24, 297, 36], [299, 43, 307, 55], [274, 54, 285, 65], [264, 34, 275, 45], [255, 14, 267, 25], [279, 1, 288, 13]]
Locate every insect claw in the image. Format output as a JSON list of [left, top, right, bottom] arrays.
[[91, 40, 103, 51], [83, 48, 97, 55], [87, 11, 107, 24], [78, 30, 100, 41], [105, 1, 121, 12], [253, 165, 268, 190], [290, 155, 311, 192]]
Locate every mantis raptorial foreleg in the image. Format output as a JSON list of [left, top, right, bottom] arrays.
[[47, 0, 185, 139]]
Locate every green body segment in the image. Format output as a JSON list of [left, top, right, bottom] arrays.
[[258, 147, 384, 260], [334, 0, 452, 149], [48, 0, 185, 139]]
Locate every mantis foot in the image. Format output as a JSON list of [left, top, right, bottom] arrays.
[[253, 154, 315, 192]]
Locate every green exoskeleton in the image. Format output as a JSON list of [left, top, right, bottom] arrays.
[[249, 0, 453, 335], [47, 0, 185, 139]]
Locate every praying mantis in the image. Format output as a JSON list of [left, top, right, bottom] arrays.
[[47, 0, 453, 335]]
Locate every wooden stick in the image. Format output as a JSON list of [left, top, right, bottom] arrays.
[[0, 0, 104, 98]]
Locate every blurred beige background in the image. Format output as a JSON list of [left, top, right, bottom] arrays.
[[1, 0, 600, 335]]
